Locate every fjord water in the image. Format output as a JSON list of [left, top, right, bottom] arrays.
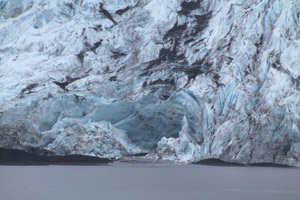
[[0, 163, 299, 200]]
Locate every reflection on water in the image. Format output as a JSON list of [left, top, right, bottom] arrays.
[[0, 162, 299, 200]]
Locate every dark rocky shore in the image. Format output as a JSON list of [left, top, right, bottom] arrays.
[[0, 147, 295, 168], [193, 158, 294, 168], [193, 158, 245, 167], [0, 148, 112, 165]]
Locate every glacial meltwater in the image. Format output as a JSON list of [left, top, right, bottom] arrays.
[[0, 162, 299, 200]]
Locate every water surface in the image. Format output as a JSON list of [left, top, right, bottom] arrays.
[[0, 162, 299, 200]]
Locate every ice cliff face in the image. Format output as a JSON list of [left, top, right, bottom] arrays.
[[0, 0, 300, 166]]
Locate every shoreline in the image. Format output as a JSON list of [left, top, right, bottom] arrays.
[[0, 148, 298, 168], [0, 148, 112, 166]]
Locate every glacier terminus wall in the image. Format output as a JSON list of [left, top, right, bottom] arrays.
[[0, 0, 300, 166]]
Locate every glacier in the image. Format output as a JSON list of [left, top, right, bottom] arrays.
[[0, 0, 300, 166]]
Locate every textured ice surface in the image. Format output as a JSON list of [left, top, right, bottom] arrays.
[[0, 0, 300, 166]]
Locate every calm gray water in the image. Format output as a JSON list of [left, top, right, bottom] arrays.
[[0, 162, 300, 200]]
